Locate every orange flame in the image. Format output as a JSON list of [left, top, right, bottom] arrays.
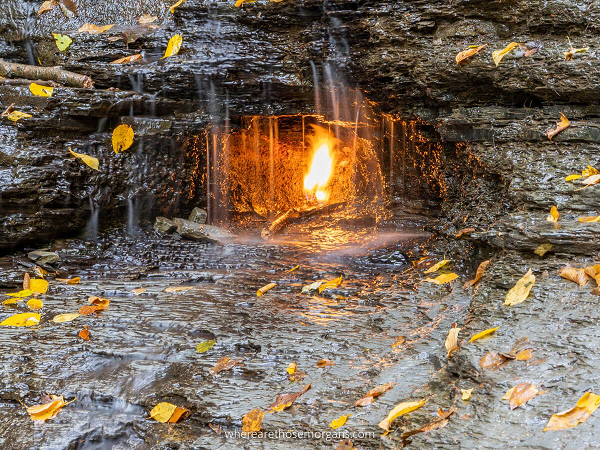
[[304, 140, 334, 202]]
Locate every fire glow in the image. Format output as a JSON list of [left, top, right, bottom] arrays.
[[303, 141, 334, 202]]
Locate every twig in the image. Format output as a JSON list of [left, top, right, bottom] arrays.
[[0, 78, 62, 87]]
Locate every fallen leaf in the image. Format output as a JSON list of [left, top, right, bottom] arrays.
[[23, 273, 30, 290], [424, 273, 458, 285], [546, 206, 559, 222], [164, 285, 193, 293], [504, 269, 535, 306], [235, 0, 258, 7], [424, 259, 450, 274], [26, 298, 43, 311], [267, 384, 311, 413], [52, 313, 80, 323], [502, 387, 515, 401], [59, 0, 77, 17], [354, 396, 374, 407], [138, 14, 158, 24], [507, 383, 539, 410], [565, 174, 582, 182], [53, 33, 72, 51], [111, 54, 143, 64], [301, 280, 323, 293], [438, 407, 455, 420], [5, 289, 34, 298], [330, 414, 350, 429], [578, 215, 600, 223], [196, 339, 216, 353], [461, 388, 473, 401], [78, 325, 90, 341], [286, 362, 297, 374], [6, 110, 32, 122], [456, 227, 475, 238], [576, 174, 600, 190], [69, 148, 99, 170], [465, 260, 491, 287], [480, 351, 509, 370], [534, 243, 553, 256], [88, 296, 110, 310], [392, 335, 406, 348], [584, 265, 600, 285], [30, 279, 48, 294], [286, 264, 299, 273], [170, 0, 187, 13], [455, 44, 487, 65], [492, 42, 523, 66], [169, 406, 190, 423], [132, 287, 147, 295], [546, 113, 570, 141], [210, 357, 242, 375], [150, 402, 179, 423], [378, 398, 427, 432], [78, 23, 114, 34], [0, 312, 40, 327], [515, 348, 534, 361], [257, 282, 276, 297], [316, 359, 335, 367], [356, 382, 396, 406], [582, 166, 599, 177], [27, 395, 71, 421], [336, 439, 355, 450], [242, 408, 264, 432], [565, 46, 588, 61], [29, 83, 53, 97], [162, 34, 183, 59], [319, 275, 343, 293], [56, 276, 81, 284], [78, 305, 100, 315], [38, 0, 58, 15], [112, 124, 134, 153], [544, 392, 600, 431], [559, 266, 589, 286], [445, 325, 461, 358], [288, 370, 307, 383], [208, 423, 223, 434], [469, 326, 499, 343]]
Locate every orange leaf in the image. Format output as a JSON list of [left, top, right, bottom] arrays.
[[242, 408, 264, 432], [78, 325, 90, 341], [455, 44, 487, 65], [111, 54, 143, 65], [546, 113, 570, 141], [465, 260, 491, 287], [559, 266, 589, 287], [316, 359, 335, 367]]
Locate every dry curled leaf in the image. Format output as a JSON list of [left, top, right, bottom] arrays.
[[355, 382, 396, 407], [286, 362, 297, 374], [111, 54, 143, 64], [584, 265, 600, 285], [504, 269, 535, 306], [319, 275, 343, 293], [27, 395, 72, 422], [455, 44, 487, 65], [546, 206, 559, 222], [210, 357, 243, 375], [465, 260, 490, 287], [546, 113, 570, 141], [559, 266, 589, 287], [88, 296, 110, 310], [78, 23, 114, 34], [506, 383, 539, 410], [480, 351, 509, 370], [257, 282, 276, 297], [544, 392, 600, 431], [267, 384, 311, 413], [492, 42, 524, 66], [445, 324, 461, 358], [469, 326, 499, 343], [378, 398, 427, 432], [242, 408, 263, 432]]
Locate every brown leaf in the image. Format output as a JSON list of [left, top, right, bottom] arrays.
[[480, 351, 509, 370], [401, 407, 453, 439], [465, 260, 491, 288], [78, 325, 90, 341], [509, 383, 539, 410], [584, 265, 600, 285], [267, 384, 311, 413], [78, 305, 100, 315], [88, 296, 110, 310], [445, 324, 461, 358], [208, 423, 223, 434], [110, 54, 143, 65], [437, 406, 456, 420], [23, 273, 31, 290], [209, 357, 243, 375], [546, 113, 570, 141], [355, 382, 396, 406], [138, 14, 158, 24], [456, 227, 475, 238], [336, 439, 355, 450], [242, 408, 264, 432], [544, 392, 600, 431], [559, 266, 589, 287], [392, 336, 406, 348], [38, 0, 58, 15], [455, 44, 487, 65], [316, 359, 335, 367], [59, 0, 77, 17], [354, 396, 374, 406], [168, 406, 190, 423]]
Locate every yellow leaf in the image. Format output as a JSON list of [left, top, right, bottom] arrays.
[[78, 23, 114, 34], [0, 312, 40, 327], [111, 54, 143, 64], [286, 264, 299, 273], [27, 395, 68, 422], [301, 280, 323, 293], [286, 362, 297, 374], [502, 387, 515, 401], [26, 299, 43, 311], [196, 339, 216, 353], [29, 83, 54, 97], [132, 287, 146, 295], [455, 44, 487, 65], [330, 414, 350, 429], [461, 388, 473, 401], [565, 174, 582, 182], [112, 124, 134, 153], [492, 42, 523, 66], [164, 285, 194, 293], [257, 282, 276, 297], [235, 0, 258, 7], [582, 166, 599, 177], [547, 113, 570, 141], [2, 298, 19, 306], [150, 402, 178, 423], [318, 275, 343, 293], [546, 206, 559, 222], [578, 215, 600, 223], [170, 0, 187, 13], [534, 243, 553, 257], [469, 326, 499, 343], [69, 148, 99, 170], [424, 273, 458, 285], [5, 289, 34, 298], [544, 392, 600, 431], [56, 276, 81, 284], [138, 14, 158, 24], [52, 313, 80, 323], [53, 33, 72, 51], [162, 35, 183, 59], [242, 408, 264, 432], [378, 399, 427, 432], [504, 269, 535, 306], [6, 110, 32, 122], [445, 326, 461, 358], [30, 279, 48, 294], [565, 46, 589, 61], [424, 259, 450, 274]]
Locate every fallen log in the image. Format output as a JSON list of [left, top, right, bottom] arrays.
[[260, 202, 347, 240], [261, 208, 295, 240], [0, 60, 94, 88]]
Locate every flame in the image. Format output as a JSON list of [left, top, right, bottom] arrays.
[[304, 141, 334, 202]]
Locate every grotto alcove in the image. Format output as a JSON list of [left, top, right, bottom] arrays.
[[1, 0, 600, 448]]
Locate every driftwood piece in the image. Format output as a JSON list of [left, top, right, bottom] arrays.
[[0, 60, 94, 88], [260, 202, 347, 240], [261, 209, 294, 240]]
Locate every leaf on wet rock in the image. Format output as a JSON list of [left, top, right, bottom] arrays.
[[0, 312, 40, 327], [242, 408, 264, 432], [584, 265, 600, 285], [162, 35, 183, 59], [504, 383, 540, 410], [27, 395, 71, 421], [445, 324, 461, 358], [565, 41, 589, 61], [38, 0, 58, 15], [88, 296, 110, 310], [578, 215, 600, 223], [355, 382, 396, 407], [286, 362, 297, 374], [59, 0, 77, 17], [302, 280, 323, 293], [132, 287, 147, 295], [330, 414, 350, 429], [257, 282, 276, 297], [69, 148, 99, 171], [196, 339, 216, 353], [455, 44, 487, 65], [78, 325, 90, 341], [78, 24, 114, 34], [461, 388, 473, 401], [286, 264, 299, 273], [78, 305, 100, 315], [56, 276, 81, 284], [534, 243, 553, 256], [565, 174, 582, 182], [546, 206, 559, 222], [170, 0, 187, 13], [319, 275, 343, 293], [392, 335, 406, 348], [5, 289, 34, 298], [504, 269, 535, 306], [336, 439, 354, 450], [138, 14, 158, 24], [210, 357, 243, 375], [559, 266, 589, 286], [546, 113, 570, 141], [515, 348, 533, 361], [6, 110, 32, 122], [544, 392, 600, 431], [30, 279, 48, 294], [52, 313, 80, 323], [480, 352, 509, 370], [164, 285, 194, 293], [316, 358, 335, 367], [469, 326, 499, 343], [576, 174, 600, 190], [465, 260, 490, 287], [455, 227, 475, 238], [169, 406, 190, 423], [112, 124, 134, 153], [424, 273, 458, 285], [53, 33, 73, 52], [424, 259, 450, 274], [149, 402, 189, 423], [267, 384, 311, 413], [23, 273, 30, 290], [377, 398, 427, 432], [111, 54, 143, 65], [235, 0, 258, 7], [492, 42, 524, 66], [29, 83, 53, 97], [26, 298, 43, 311]]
